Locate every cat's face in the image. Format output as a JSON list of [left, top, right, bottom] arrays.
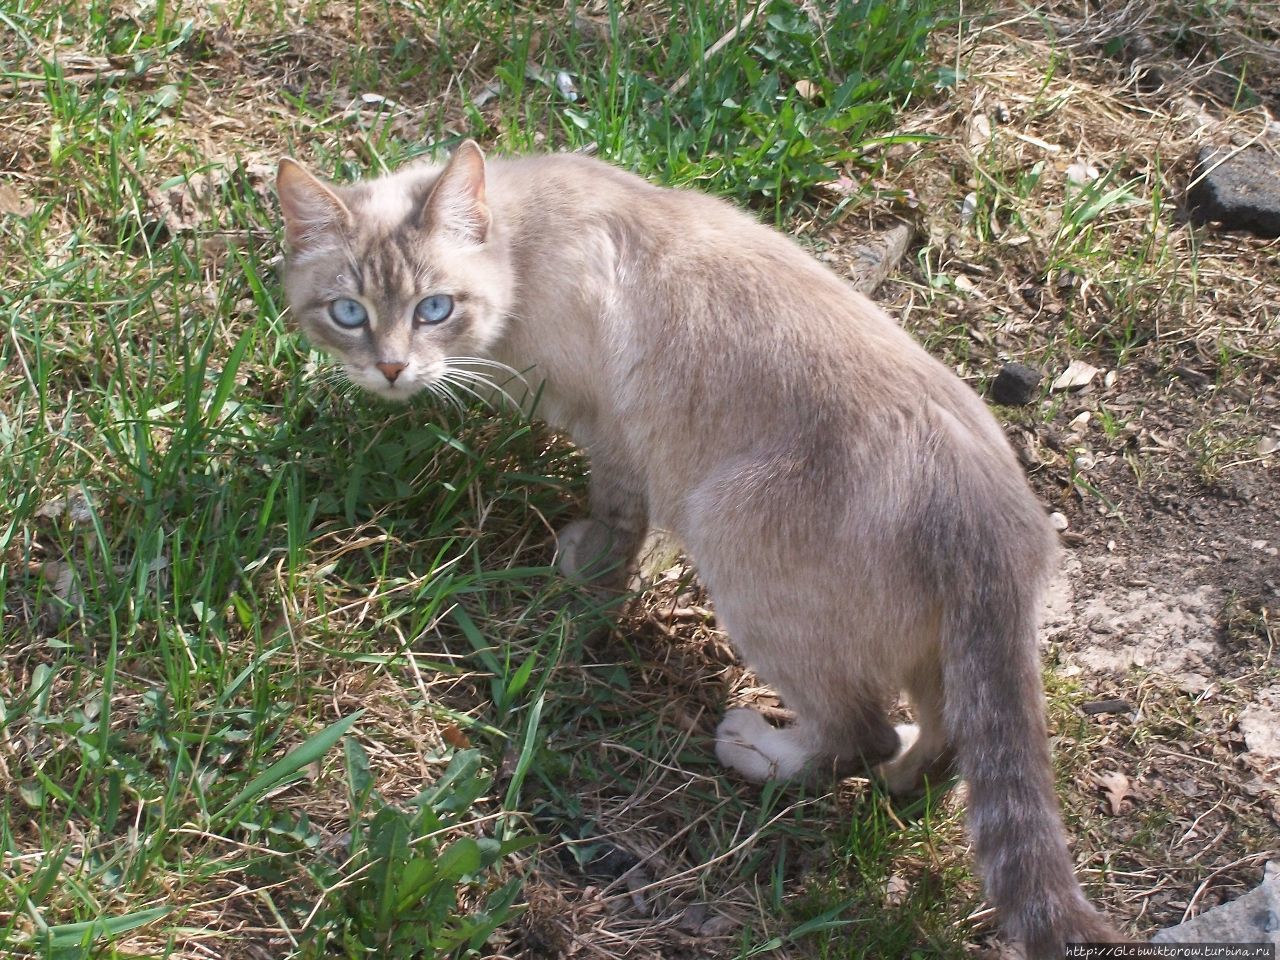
[[276, 142, 514, 402]]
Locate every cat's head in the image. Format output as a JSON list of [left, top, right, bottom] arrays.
[[275, 141, 514, 402]]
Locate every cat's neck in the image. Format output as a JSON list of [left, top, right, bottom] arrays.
[[480, 157, 644, 433]]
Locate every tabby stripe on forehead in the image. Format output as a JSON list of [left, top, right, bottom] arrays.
[[392, 213, 422, 247]]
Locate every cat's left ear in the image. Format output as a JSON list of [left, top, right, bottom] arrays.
[[423, 140, 490, 245], [276, 158, 351, 253]]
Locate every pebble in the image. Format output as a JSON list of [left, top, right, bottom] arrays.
[[990, 361, 1043, 405]]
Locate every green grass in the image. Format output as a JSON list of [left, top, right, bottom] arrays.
[[8, 0, 1278, 953], [0, 0, 960, 957]]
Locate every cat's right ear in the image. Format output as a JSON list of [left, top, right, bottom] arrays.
[[423, 140, 490, 245], [276, 159, 351, 253]]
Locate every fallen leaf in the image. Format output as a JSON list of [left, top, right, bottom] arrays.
[[1095, 770, 1132, 815], [0, 183, 34, 218], [794, 78, 821, 102], [441, 723, 472, 749], [1051, 359, 1100, 392], [1066, 160, 1100, 185]]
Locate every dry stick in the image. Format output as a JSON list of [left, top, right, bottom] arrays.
[[666, 0, 775, 98], [1, 67, 149, 95], [1180, 850, 1280, 924]]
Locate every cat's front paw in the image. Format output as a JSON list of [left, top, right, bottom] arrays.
[[876, 724, 956, 797], [715, 708, 811, 783], [555, 518, 627, 587], [875, 723, 921, 795]]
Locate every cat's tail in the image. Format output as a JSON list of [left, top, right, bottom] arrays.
[[939, 525, 1123, 959]]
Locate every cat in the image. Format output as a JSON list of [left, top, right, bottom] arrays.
[[275, 141, 1125, 958]]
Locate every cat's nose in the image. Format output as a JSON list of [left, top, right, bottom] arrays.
[[376, 361, 407, 384]]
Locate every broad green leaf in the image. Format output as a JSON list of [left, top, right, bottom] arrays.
[[217, 709, 364, 816]]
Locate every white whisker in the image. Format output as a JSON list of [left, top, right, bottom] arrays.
[[440, 368, 523, 410], [428, 381, 467, 414], [448, 356, 533, 391], [438, 371, 520, 411]]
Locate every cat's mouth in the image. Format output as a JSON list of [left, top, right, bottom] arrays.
[[350, 364, 423, 402]]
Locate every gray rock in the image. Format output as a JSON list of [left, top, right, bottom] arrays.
[[990, 362, 1043, 406], [1240, 684, 1280, 761], [846, 223, 913, 295], [1187, 147, 1280, 237], [1153, 864, 1280, 945]]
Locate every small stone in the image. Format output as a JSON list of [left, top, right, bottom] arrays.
[[1068, 411, 1092, 436], [990, 362, 1043, 405], [1049, 512, 1069, 532], [1187, 146, 1280, 237], [1066, 160, 1100, 185], [1260, 436, 1279, 456]]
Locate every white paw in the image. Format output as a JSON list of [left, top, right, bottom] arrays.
[[877, 724, 923, 796], [714, 708, 810, 783], [892, 723, 919, 760]]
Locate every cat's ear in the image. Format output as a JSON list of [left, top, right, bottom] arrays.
[[423, 140, 490, 245], [276, 159, 351, 253]]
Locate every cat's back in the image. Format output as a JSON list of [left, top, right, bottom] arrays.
[[491, 154, 1007, 457]]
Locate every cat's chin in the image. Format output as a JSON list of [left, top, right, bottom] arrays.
[[368, 384, 422, 404]]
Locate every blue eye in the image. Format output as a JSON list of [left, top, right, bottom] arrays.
[[415, 294, 454, 325], [329, 298, 368, 329]]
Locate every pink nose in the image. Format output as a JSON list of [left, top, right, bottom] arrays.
[[376, 362, 406, 383]]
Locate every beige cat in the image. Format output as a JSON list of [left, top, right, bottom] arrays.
[[276, 141, 1124, 957]]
